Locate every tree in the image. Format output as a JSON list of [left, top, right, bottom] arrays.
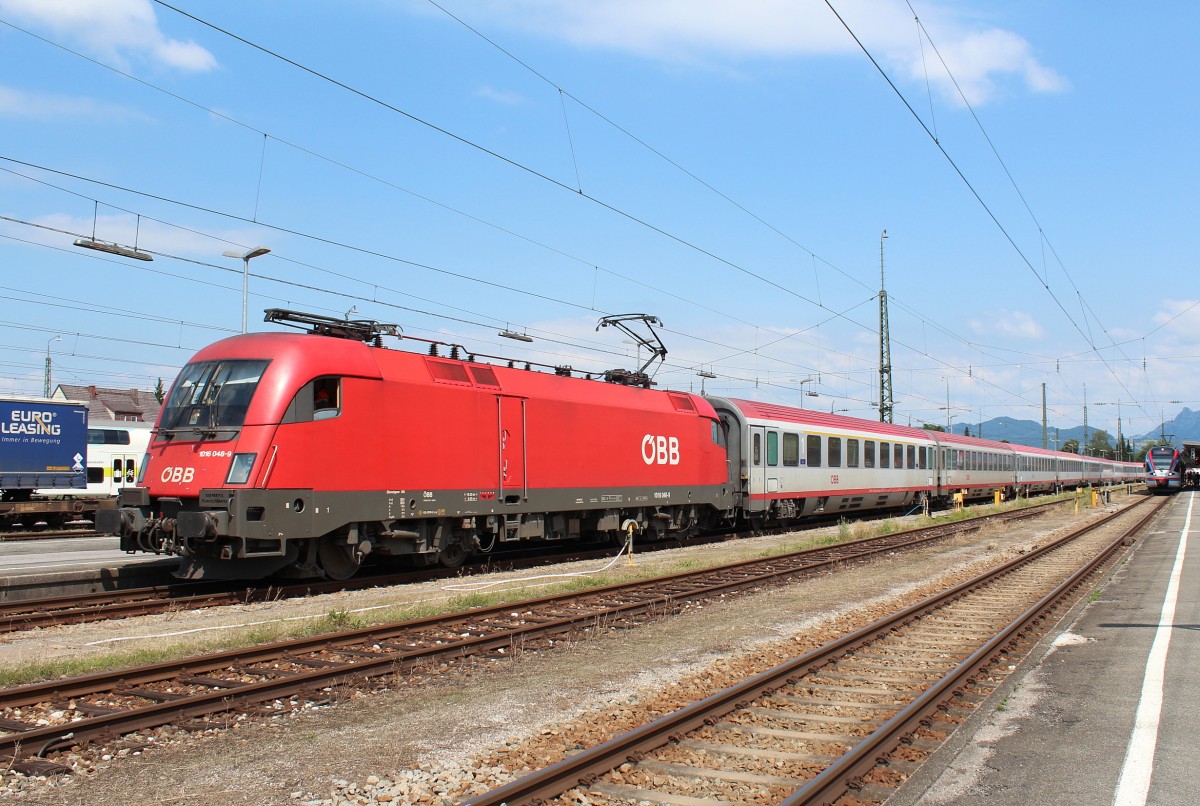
[[921, 424, 945, 432], [1062, 438, 1080, 454], [1136, 438, 1173, 463], [154, 378, 165, 403], [963, 426, 971, 437], [1086, 429, 1115, 457]]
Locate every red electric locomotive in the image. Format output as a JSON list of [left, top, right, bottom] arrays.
[[99, 311, 735, 580]]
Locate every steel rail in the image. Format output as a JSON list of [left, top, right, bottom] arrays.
[[460, 495, 1160, 805]]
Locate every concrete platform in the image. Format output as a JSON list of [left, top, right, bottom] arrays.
[[0, 535, 179, 600], [891, 490, 1200, 805]]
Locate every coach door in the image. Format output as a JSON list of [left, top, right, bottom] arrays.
[[748, 425, 768, 512], [497, 395, 527, 503], [113, 454, 137, 491]]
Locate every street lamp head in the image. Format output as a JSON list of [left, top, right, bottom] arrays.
[[223, 246, 271, 260], [880, 229, 888, 240], [224, 246, 271, 334]]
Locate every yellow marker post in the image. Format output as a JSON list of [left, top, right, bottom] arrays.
[[626, 521, 636, 566]]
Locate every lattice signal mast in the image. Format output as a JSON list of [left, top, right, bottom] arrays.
[[878, 230, 894, 423]]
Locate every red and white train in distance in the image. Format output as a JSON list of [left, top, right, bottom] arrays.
[[1144, 445, 1187, 493], [97, 310, 1143, 581]]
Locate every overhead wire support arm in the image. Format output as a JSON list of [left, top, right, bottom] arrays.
[[597, 314, 668, 388]]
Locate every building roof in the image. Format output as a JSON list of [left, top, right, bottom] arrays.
[[52, 384, 161, 423]]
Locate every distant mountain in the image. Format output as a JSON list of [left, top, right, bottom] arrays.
[[930, 408, 1200, 450], [1132, 407, 1200, 444]]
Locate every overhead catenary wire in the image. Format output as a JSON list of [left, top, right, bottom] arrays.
[[0, 6, 1100, 413]]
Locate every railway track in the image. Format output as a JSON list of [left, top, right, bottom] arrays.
[[0, 499, 1063, 634], [0, 528, 100, 542], [459, 494, 1163, 805], [0, 499, 1065, 773]]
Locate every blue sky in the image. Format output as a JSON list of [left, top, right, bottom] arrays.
[[0, 0, 1195, 444]]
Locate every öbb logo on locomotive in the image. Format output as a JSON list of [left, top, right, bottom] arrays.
[[641, 434, 681, 465], [160, 466, 195, 484]]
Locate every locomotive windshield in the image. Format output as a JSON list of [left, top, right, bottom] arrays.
[[159, 359, 270, 437]]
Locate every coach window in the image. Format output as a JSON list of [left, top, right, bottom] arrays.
[[767, 431, 779, 467], [847, 438, 860, 468], [829, 437, 842, 468], [865, 440, 876, 468], [752, 433, 762, 466], [919, 447, 929, 470], [880, 441, 890, 469], [894, 444, 904, 469], [783, 433, 800, 467], [807, 435, 822, 468], [907, 445, 917, 469]]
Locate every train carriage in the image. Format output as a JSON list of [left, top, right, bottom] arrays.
[[708, 399, 938, 523], [933, 432, 1020, 501], [1145, 445, 1186, 493]]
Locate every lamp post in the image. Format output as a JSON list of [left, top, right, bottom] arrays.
[[223, 246, 271, 334], [43, 335, 62, 398], [798, 376, 817, 409], [940, 376, 950, 429], [878, 230, 893, 423]]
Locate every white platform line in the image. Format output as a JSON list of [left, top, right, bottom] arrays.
[[1113, 492, 1193, 806]]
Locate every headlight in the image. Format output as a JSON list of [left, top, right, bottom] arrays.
[[226, 453, 257, 485]]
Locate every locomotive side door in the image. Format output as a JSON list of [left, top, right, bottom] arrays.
[[748, 424, 768, 513], [497, 395, 527, 503]]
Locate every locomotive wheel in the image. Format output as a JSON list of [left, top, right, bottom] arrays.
[[317, 534, 361, 581], [437, 540, 472, 569]]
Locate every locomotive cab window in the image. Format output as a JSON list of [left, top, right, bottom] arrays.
[[313, 377, 341, 419], [158, 358, 270, 437], [282, 377, 343, 423]]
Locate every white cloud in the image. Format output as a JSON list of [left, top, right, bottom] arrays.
[[0, 0, 216, 72], [969, 309, 1044, 339], [475, 84, 528, 105], [447, 1, 1065, 104], [0, 84, 149, 122], [900, 26, 1068, 105]]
